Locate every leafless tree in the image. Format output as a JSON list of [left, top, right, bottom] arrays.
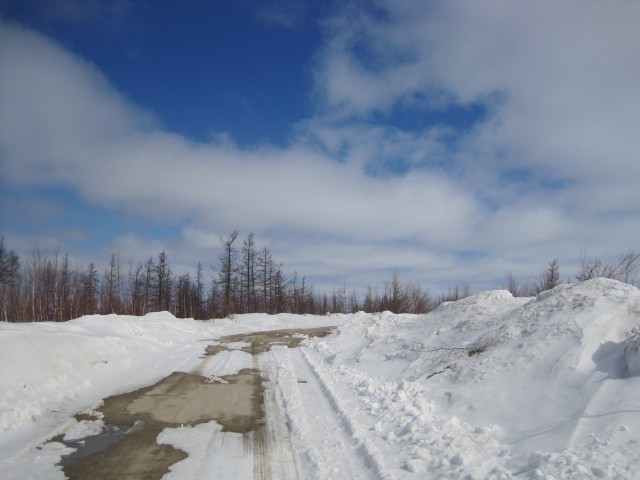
[[103, 253, 122, 314], [0, 236, 20, 321], [576, 250, 639, 286], [218, 229, 240, 317], [242, 233, 257, 313], [195, 262, 205, 319], [503, 271, 519, 297], [257, 245, 273, 313], [535, 258, 560, 293], [0, 236, 19, 284], [142, 257, 155, 315]]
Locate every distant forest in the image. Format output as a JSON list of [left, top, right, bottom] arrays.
[[0, 233, 637, 323]]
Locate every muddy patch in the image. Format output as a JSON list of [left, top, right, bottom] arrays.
[[61, 368, 264, 480], [210, 326, 336, 356], [55, 424, 128, 467]]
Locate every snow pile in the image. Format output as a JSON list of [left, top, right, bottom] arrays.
[[306, 278, 640, 478], [0, 313, 215, 461]]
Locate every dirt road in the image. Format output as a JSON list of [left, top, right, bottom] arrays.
[[58, 327, 336, 480]]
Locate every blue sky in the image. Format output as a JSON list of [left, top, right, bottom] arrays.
[[1, 0, 639, 294]]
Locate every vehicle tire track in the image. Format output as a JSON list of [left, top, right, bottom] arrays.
[[265, 347, 385, 480]]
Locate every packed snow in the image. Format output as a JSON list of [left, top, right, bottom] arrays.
[[1, 278, 639, 479]]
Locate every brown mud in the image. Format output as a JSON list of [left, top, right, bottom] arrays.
[[211, 326, 336, 356]]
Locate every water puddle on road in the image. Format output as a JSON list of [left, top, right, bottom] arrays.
[[55, 326, 335, 480]]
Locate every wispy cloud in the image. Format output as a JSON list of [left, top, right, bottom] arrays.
[[314, 1, 640, 187], [250, 0, 312, 29]]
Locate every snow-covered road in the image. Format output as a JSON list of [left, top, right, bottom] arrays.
[[264, 346, 382, 479], [161, 326, 355, 480]]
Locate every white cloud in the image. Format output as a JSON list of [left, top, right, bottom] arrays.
[[315, 0, 640, 185], [0, 22, 479, 247], [2, 2, 640, 294]]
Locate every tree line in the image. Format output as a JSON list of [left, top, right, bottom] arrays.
[[0, 229, 470, 322], [0, 232, 285, 322], [1, 233, 638, 322], [0, 231, 440, 322]]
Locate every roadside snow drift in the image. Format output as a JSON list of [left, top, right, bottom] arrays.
[[305, 278, 640, 478], [1, 278, 639, 479]]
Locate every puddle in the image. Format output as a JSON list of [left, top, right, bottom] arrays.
[[56, 326, 335, 480], [55, 424, 128, 466]]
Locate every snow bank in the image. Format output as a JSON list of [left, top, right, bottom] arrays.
[[0, 313, 215, 463], [306, 278, 640, 478]]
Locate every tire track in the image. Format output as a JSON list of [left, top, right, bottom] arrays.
[[265, 347, 385, 479]]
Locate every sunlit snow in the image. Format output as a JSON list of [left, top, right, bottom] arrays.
[[1, 278, 639, 479]]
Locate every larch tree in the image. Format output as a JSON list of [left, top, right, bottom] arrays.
[[156, 252, 171, 312], [242, 233, 257, 314], [257, 245, 273, 313], [218, 229, 240, 318], [195, 261, 205, 319]]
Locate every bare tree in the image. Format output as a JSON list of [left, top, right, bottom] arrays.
[[83, 262, 98, 315], [503, 271, 519, 297], [242, 233, 257, 313], [536, 258, 560, 293], [155, 251, 171, 312], [576, 251, 603, 282], [406, 282, 431, 313], [436, 282, 472, 304], [103, 253, 122, 314], [218, 229, 240, 317], [128, 260, 145, 316], [363, 285, 380, 312], [0, 236, 20, 321], [56, 253, 70, 321], [272, 262, 286, 314], [176, 273, 191, 318], [257, 245, 273, 313], [142, 257, 155, 315], [195, 262, 205, 319], [388, 272, 405, 313], [207, 276, 220, 319], [0, 236, 19, 284], [577, 250, 639, 286], [614, 250, 640, 285]]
